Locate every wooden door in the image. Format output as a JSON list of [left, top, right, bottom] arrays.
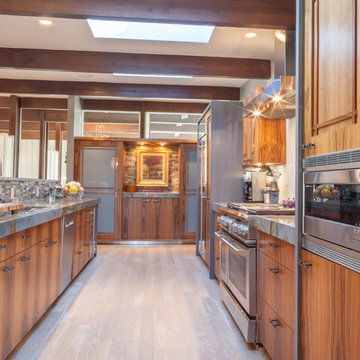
[[79, 142, 123, 241], [157, 198, 181, 239], [122, 198, 142, 239], [144, 199, 157, 240], [304, 0, 359, 156], [301, 250, 360, 359], [0, 255, 24, 360]]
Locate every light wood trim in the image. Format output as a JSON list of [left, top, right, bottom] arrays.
[[313, 111, 355, 130]]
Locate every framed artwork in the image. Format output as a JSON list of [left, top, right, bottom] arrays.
[[137, 150, 169, 186]]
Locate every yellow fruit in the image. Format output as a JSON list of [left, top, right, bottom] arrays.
[[321, 188, 331, 198], [69, 185, 78, 193]]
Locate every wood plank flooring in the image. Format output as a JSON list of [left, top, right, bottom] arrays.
[[10, 245, 268, 360]]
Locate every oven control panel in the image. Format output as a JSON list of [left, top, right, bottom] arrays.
[[217, 215, 249, 238]]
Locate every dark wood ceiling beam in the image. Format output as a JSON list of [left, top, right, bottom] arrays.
[[0, 79, 240, 100], [82, 99, 207, 113], [0, 48, 271, 79], [0, 0, 295, 29], [20, 97, 68, 109]]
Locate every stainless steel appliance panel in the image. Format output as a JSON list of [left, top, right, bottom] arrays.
[[60, 214, 75, 293]]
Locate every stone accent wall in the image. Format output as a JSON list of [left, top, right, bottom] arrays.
[[124, 144, 179, 192], [0, 178, 59, 202]]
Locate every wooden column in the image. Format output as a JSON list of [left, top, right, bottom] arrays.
[[55, 123, 62, 181], [139, 102, 146, 138], [66, 96, 83, 181], [39, 110, 47, 179], [9, 95, 20, 177]]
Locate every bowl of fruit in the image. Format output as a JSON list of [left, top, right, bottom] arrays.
[[62, 181, 84, 200]]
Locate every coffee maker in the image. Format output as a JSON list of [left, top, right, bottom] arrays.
[[243, 171, 267, 202]]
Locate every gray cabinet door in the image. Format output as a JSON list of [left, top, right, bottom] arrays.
[[80, 146, 120, 236]]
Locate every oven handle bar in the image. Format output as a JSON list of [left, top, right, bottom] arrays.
[[221, 237, 248, 253]]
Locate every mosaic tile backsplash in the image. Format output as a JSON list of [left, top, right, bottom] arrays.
[[0, 178, 60, 202], [124, 144, 179, 192]]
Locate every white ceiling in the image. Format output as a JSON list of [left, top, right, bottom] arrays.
[[0, 14, 276, 95]]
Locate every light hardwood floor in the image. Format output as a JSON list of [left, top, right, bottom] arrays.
[[10, 245, 268, 360]]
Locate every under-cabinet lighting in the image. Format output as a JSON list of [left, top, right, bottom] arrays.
[[113, 73, 193, 79], [245, 32, 256, 38], [87, 19, 215, 43], [39, 19, 53, 25], [176, 123, 183, 127]]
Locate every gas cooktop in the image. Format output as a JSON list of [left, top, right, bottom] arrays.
[[227, 202, 295, 215]]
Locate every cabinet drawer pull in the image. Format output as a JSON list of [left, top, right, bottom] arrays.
[[269, 243, 279, 248], [269, 267, 279, 274], [45, 240, 57, 248], [22, 234, 31, 240], [2, 266, 14, 273], [77, 251, 82, 255], [153, 199, 160, 202], [21, 256, 31, 262], [79, 226, 84, 229], [269, 319, 280, 328], [0, 244, 7, 250], [142, 199, 150, 202]]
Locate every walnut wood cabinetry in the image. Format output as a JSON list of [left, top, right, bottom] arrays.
[[242, 117, 286, 166], [0, 219, 61, 360], [301, 249, 360, 360], [257, 231, 294, 360], [72, 208, 94, 279], [122, 197, 181, 240], [304, 0, 360, 156]]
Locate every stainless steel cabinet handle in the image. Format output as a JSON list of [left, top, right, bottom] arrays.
[[2, 266, 14, 273], [22, 234, 31, 240], [0, 244, 6, 250], [45, 240, 57, 248], [269, 243, 279, 248], [269, 319, 280, 328], [21, 256, 31, 262], [269, 267, 280, 274], [153, 199, 160, 202], [142, 199, 150, 202], [65, 220, 75, 228], [221, 237, 248, 253], [77, 251, 82, 255]]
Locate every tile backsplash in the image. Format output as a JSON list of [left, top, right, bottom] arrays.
[[0, 178, 59, 202]]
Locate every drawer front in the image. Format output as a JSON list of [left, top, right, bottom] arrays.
[[258, 231, 295, 272], [258, 296, 294, 360], [258, 251, 295, 330], [72, 243, 91, 279], [0, 235, 17, 263], [258, 231, 279, 260], [15, 222, 50, 251]]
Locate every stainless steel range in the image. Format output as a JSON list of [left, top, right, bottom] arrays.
[[215, 202, 294, 343]]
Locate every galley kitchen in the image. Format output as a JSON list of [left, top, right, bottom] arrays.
[[0, 1, 359, 360]]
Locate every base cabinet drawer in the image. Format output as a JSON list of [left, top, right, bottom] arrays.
[[72, 243, 91, 279], [257, 297, 294, 360]]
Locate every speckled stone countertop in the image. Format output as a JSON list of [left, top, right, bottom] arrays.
[[122, 192, 179, 198], [0, 198, 100, 238], [255, 215, 296, 245]]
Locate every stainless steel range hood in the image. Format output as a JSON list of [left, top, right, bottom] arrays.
[[243, 31, 296, 119]]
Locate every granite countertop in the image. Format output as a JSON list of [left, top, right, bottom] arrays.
[[0, 198, 100, 238], [122, 192, 179, 198], [255, 215, 296, 245]]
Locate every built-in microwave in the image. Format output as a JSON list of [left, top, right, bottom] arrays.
[[304, 169, 360, 252]]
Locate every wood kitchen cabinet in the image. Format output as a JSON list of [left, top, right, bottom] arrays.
[[0, 218, 61, 360], [257, 231, 295, 360], [301, 249, 360, 360], [242, 117, 286, 166], [122, 197, 181, 240], [304, 0, 360, 156]]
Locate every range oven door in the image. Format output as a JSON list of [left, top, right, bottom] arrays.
[[219, 232, 256, 317], [304, 169, 360, 251]]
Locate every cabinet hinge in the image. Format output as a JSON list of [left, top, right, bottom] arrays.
[[300, 143, 315, 151], [298, 259, 312, 269]]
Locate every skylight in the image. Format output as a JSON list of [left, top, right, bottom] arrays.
[[113, 73, 193, 79], [87, 19, 215, 43]]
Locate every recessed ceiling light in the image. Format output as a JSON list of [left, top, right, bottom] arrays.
[[275, 30, 286, 43], [113, 73, 193, 79], [272, 95, 282, 102], [39, 19, 53, 26], [253, 110, 261, 117], [245, 32, 256, 38], [87, 19, 215, 43]]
